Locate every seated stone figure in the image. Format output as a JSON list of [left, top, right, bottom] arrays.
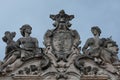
[[0, 31, 20, 72], [82, 26, 103, 63], [82, 26, 119, 74], [0, 24, 42, 74], [82, 26, 119, 65], [17, 24, 42, 60]]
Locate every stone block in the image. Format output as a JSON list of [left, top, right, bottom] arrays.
[[81, 75, 108, 80]]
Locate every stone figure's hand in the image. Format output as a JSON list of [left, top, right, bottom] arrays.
[[45, 45, 52, 54]]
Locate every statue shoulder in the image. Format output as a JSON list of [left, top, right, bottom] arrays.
[[86, 37, 94, 42], [17, 37, 24, 42], [31, 37, 38, 42]]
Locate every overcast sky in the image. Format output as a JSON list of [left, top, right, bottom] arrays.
[[0, 0, 120, 60]]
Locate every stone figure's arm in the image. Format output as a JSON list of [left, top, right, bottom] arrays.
[[82, 39, 90, 53], [4, 47, 7, 55], [35, 38, 39, 48], [16, 38, 21, 47]]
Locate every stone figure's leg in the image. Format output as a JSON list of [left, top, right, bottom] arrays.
[[6, 59, 23, 72], [0, 55, 17, 71]]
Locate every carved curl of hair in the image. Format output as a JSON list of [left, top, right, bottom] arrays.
[[2, 36, 7, 42], [20, 24, 32, 37], [104, 38, 118, 48], [91, 26, 101, 36]]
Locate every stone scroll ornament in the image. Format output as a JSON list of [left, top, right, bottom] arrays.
[[0, 10, 120, 80]]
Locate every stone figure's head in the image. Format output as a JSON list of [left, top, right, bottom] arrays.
[[20, 24, 32, 37], [2, 31, 16, 42], [91, 26, 101, 36]]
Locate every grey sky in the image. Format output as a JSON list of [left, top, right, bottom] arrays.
[[0, 0, 120, 60]]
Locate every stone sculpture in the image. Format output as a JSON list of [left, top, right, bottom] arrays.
[[0, 31, 20, 73], [82, 26, 103, 63], [0, 25, 43, 74], [17, 24, 42, 60], [0, 10, 120, 80], [44, 10, 80, 63]]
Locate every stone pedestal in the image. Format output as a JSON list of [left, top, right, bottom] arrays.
[[81, 75, 108, 80], [13, 76, 43, 80], [0, 77, 13, 80], [0, 76, 43, 80], [0, 75, 109, 80], [0, 10, 120, 80]]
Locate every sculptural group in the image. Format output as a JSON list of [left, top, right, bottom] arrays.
[[0, 10, 120, 80]]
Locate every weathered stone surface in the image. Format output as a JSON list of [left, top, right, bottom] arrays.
[[81, 75, 108, 80], [13, 76, 43, 80], [0, 77, 13, 80], [0, 10, 120, 80], [0, 76, 43, 80]]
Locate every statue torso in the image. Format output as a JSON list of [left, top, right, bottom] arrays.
[[17, 37, 37, 50]]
